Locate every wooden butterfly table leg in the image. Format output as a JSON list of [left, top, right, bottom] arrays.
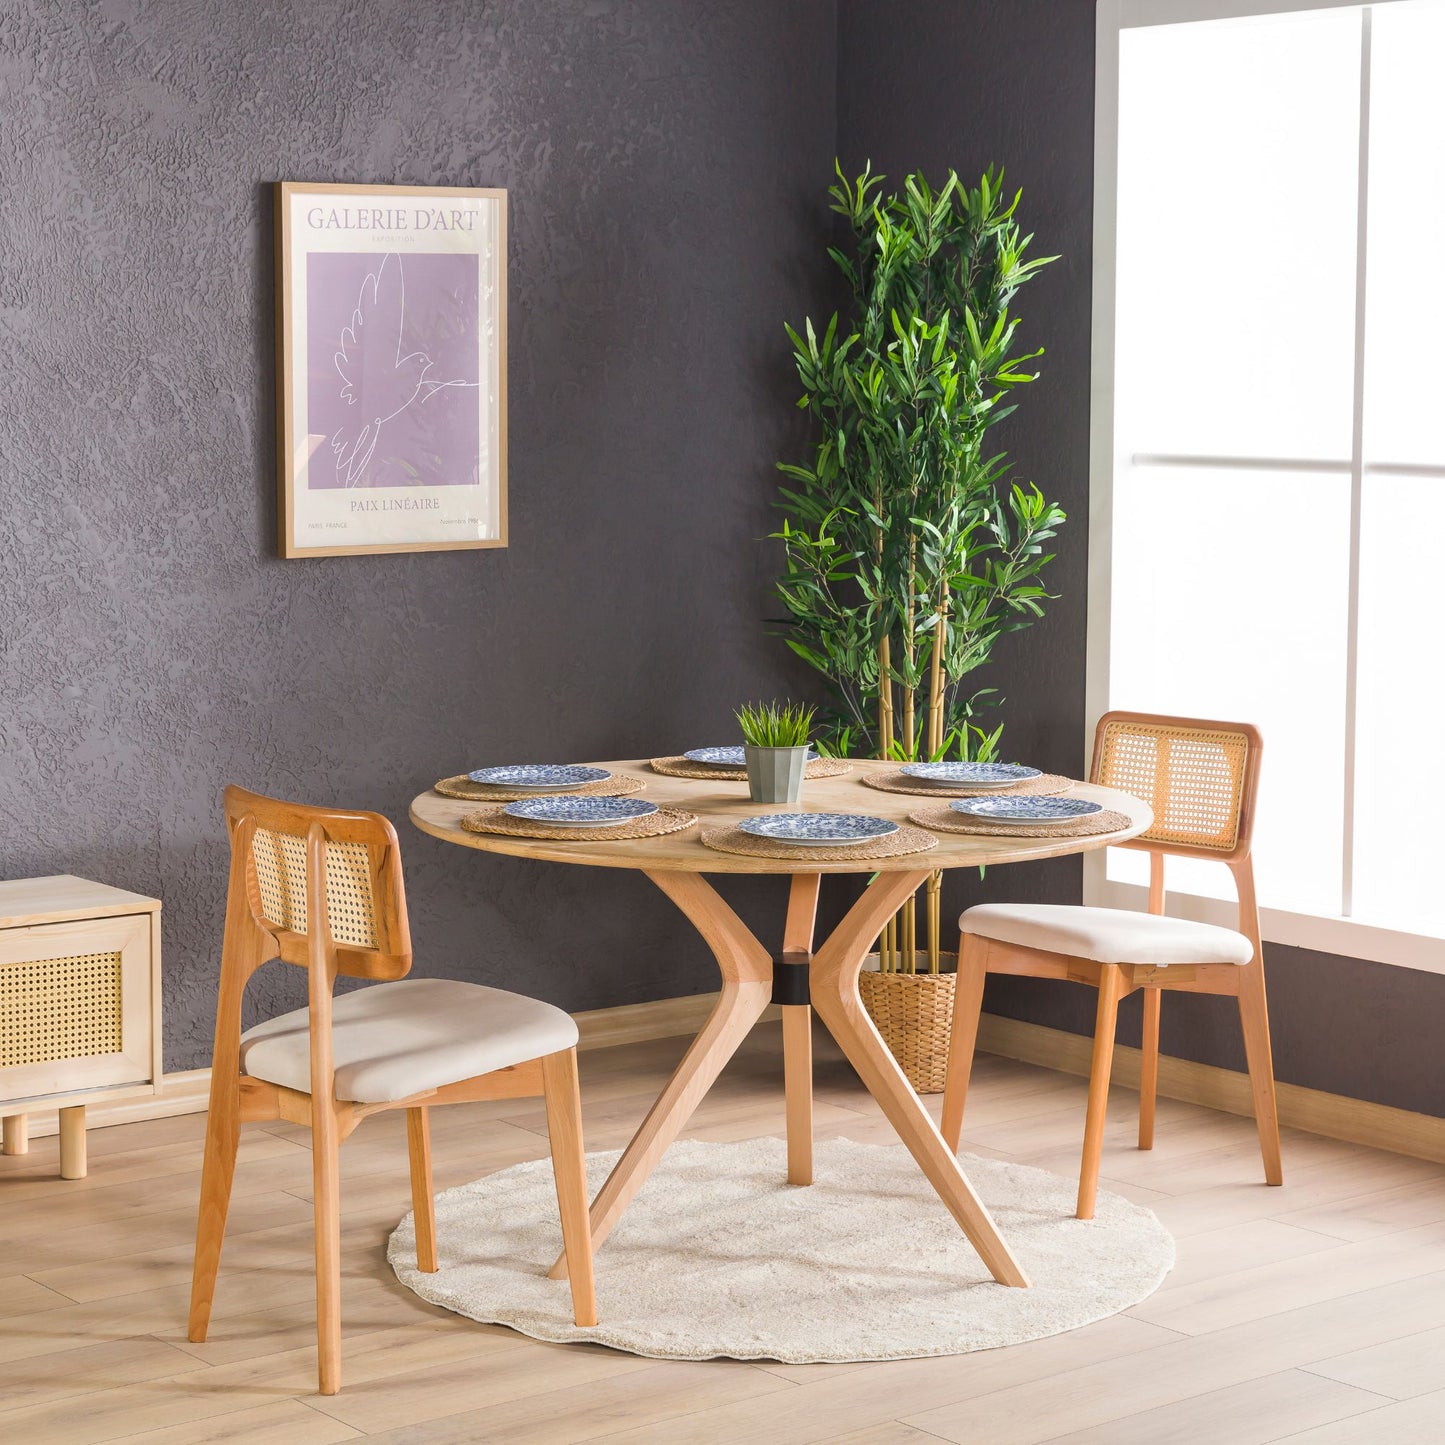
[[550, 866, 1027, 1290], [808, 869, 1030, 1288], [549, 870, 773, 1279], [780, 873, 821, 1186]]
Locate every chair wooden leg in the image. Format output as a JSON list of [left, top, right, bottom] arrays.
[[312, 1097, 344, 1396], [1238, 964, 1283, 1186], [542, 1049, 597, 1327], [940, 933, 988, 1153], [188, 1078, 241, 1343], [1138, 988, 1161, 1151], [1078, 964, 1126, 1220], [406, 1107, 438, 1273]]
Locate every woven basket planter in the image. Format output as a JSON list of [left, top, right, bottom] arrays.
[[858, 952, 958, 1094]]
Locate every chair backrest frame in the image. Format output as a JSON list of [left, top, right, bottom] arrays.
[[209, 786, 414, 1111], [1089, 711, 1264, 958], [222, 785, 413, 983]]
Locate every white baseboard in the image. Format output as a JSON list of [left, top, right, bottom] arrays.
[[976, 1013, 1445, 1166]]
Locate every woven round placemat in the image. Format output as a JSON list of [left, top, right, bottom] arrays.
[[862, 770, 1076, 799], [699, 823, 937, 862], [435, 773, 647, 803], [649, 756, 853, 782], [460, 805, 698, 842], [906, 803, 1134, 839]]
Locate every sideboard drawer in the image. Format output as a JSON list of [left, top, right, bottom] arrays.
[[0, 913, 156, 1102]]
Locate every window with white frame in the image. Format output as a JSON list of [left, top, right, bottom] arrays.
[[1091, 0, 1445, 957]]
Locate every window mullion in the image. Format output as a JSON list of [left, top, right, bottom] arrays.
[[1341, 4, 1373, 920]]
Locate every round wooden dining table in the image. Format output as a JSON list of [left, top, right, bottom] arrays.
[[410, 759, 1151, 1290]]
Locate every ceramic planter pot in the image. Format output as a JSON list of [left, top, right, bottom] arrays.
[[743, 744, 808, 804]]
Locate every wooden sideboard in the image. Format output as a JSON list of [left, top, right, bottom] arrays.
[[0, 875, 162, 1179]]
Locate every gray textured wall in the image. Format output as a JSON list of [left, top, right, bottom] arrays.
[[838, 0, 1445, 1118], [0, 0, 836, 1067]]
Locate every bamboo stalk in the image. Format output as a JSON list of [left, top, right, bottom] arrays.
[[923, 578, 949, 968], [926, 580, 949, 759], [901, 665, 915, 765], [927, 873, 942, 973], [879, 627, 906, 979], [901, 540, 916, 761], [878, 635, 894, 757]]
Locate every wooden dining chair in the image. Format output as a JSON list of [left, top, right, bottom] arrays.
[[188, 786, 596, 1395], [940, 711, 1282, 1219]]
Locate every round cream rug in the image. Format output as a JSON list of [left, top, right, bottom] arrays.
[[388, 1136, 1174, 1362]]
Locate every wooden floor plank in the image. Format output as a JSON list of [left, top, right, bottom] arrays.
[[0, 1272, 73, 1319], [588, 1317, 1178, 1444], [1031, 1370, 1387, 1444], [1158, 1217, 1341, 1291], [1273, 1176, 1445, 1244], [358, 1358, 793, 1444], [1127, 1219, 1445, 1336], [0, 1325, 516, 1445], [1274, 1389, 1445, 1443], [0, 1336, 206, 1416], [828, 1425, 955, 1445], [307, 1338, 658, 1432], [1304, 1324, 1445, 1402], [91, 1399, 361, 1445], [902, 1272, 1445, 1445]]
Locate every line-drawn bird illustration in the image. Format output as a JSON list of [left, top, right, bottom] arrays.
[[329, 252, 476, 487]]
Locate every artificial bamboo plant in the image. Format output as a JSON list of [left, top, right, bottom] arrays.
[[775, 163, 1066, 974]]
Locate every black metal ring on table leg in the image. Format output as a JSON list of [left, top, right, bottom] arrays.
[[772, 950, 811, 1006]]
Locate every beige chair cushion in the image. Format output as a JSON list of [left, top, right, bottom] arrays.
[[960, 903, 1255, 967], [239, 978, 579, 1103]]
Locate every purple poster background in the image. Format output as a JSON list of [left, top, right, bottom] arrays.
[[306, 251, 480, 490]]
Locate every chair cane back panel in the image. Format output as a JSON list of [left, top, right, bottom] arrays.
[[224, 785, 412, 978], [249, 828, 378, 948], [1092, 715, 1259, 859]]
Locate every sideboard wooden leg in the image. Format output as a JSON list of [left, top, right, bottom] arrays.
[[59, 1106, 87, 1179], [2, 1114, 28, 1156]]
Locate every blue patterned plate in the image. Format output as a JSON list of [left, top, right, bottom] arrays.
[[899, 762, 1043, 788], [503, 796, 658, 828], [684, 746, 820, 767], [737, 813, 899, 847], [468, 764, 612, 790], [949, 796, 1102, 825]]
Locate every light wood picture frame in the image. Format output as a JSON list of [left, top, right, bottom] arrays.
[[275, 182, 508, 558]]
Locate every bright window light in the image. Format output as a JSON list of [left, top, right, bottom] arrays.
[[1105, 0, 1445, 939]]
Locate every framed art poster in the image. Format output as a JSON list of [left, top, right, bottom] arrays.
[[275, 181, 507, 557]]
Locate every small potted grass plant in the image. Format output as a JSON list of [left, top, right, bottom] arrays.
[[736, 700, 815, 804]]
